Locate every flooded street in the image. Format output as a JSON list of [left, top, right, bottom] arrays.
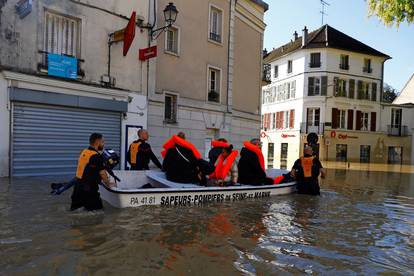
[[1, 167, 414, 275]]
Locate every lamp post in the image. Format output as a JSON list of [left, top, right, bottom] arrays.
[[141, 2, 179, 41]]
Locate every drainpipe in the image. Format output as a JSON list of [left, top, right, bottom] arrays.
[[226, 0, 236, 114]]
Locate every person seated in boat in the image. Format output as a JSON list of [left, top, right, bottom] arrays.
[[127, 129, 162, 171], [292, 146, 326, 195], [71, 133, 115, 211], [238, 138, 273, 186], [162, 132, 214, 184], [208, 138, 229, 165], [208, 144, 238, 186]]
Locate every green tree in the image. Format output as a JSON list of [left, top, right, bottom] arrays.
[[368, 0, 414, 26], [382, 83, 399, 103]]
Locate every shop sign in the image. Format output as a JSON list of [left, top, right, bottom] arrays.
[[139, 46, 158, 61], [260, 131, 267, 138], [47, 53, 77, 79], [338, 134, 358, 140], [281, 133, 295, 138]]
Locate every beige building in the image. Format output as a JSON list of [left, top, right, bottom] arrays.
[[148, 0, 268, 158]]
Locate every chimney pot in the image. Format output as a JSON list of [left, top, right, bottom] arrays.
[[293, 31, 298, 40], [302, 26, 308, 47]]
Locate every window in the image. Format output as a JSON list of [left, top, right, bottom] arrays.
[[310, 53, 321, 68], [340, 54, 349, 70], [287, 60, 293, 73], [165, 26, 179, 54], [209, 6, 222, 43], [267, 143, 274, 168], [280, 143, 288, 170], [164, 93, 178, 123], [208, 67, 221, 102], [334, 79, 347, 97], [271, 113, 276, 129], [290, 80, 296, 98], [308, 77, 321, 96], [336, 144, 348, 162], [363, 58, 372, 73], [360, 145, 371, 163], [391, 108, 402, 128], [274, 65, 278, 78], [289, 109, 295, 128], [388, 147, 403, 164], [361, 112, 369, 131], [357, 81, 370, 100], [284, 111, 290, 128], [307, 108, 320, 126], [44, 10, 81, 57]]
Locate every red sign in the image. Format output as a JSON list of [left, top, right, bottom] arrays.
[[330, 130, 336, 138], [139, 46, 158, 61], [281, 134, 296, 138], [123, 11, 136, 56], [338, 134, 358, 140], [260, 131, 267, 138]]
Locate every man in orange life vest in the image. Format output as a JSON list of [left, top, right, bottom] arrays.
[[71, 133, 115, 211], [127, 129, 162, 170], [238, 138, 274, 186], [208, 138, 229, 165], [292, 146, 326, 195], [209, 144, 238, 186]]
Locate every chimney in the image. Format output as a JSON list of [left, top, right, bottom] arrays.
[[262, 48, 268, 57], [293, 31, 298, 40], [302, 26, 308, 47]]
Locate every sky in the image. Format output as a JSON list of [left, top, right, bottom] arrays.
[[263, 0, 414, 92]]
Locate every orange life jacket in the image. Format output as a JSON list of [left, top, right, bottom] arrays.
[[161, 135, 202, 160], [243, 141, 265, 172], [76, 148, 99, 179], [211, 140, 230, 148], [300, 156, 314, 178], [209, 150, 238, 180], [129, 141, 142, 165]]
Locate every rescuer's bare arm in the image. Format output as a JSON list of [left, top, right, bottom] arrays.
[[99, 170, 116, 187]]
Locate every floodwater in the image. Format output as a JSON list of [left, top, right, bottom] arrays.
[[1, 166, 414, 275]]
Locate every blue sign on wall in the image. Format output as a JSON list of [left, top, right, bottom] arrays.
[[47, 53, 78, 79]]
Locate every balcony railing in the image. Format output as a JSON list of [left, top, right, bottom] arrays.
[[339, 63, 349, 70], [309, 62, 321, 68], [300, 122, 325, 135], [37, 50, 85, 79], [363, 67, 373, 73], [209, 32, 222, 43], [387, 125, 409, 137], [208, 90, 220, 102], [262, 63, 271, 83]]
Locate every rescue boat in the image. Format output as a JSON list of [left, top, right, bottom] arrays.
[[99, 169, 296, 208]]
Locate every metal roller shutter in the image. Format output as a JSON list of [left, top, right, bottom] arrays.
[[12, 103, 121, 176]]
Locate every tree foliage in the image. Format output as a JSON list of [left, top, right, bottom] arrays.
[[368, 0, 414, 27], [382, 83, 399, 103]]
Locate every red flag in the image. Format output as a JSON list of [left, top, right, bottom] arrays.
[[123, 11, 136, 56]]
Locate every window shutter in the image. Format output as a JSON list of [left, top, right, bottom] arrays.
[[276, 112, 279, 129], [357, 81, 363, 99], [321, 76, 328, 96], [371, 112, 377, 131], [333, 77, 339, 96], [349, 79, 355, 98], [347, 110, 354, 130], [356, 111, 362, 130], [308, 77, 314, 96], [289, 109, 295, 128], [280, 112, 284, 129], [332, 108, 339, 129], [371, 83, 377, 101]]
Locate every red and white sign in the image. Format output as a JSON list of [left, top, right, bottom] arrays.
[[260, 131, 267, 138], [281, 133, 296, 138], [338, 134, 358, 140], [123, 11, 136, 56], [139, 46, 158, 61], [330, 130, 336, 138]]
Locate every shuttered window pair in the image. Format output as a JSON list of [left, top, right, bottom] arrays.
[[357, 81, 377, 101], [308, 76, 327, 96]]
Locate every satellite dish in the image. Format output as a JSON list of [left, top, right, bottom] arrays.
[[307, 133, 318, 146]]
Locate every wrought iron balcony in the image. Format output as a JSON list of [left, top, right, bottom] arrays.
[[37, 50, 85, 79], [309, 62, 321, 68], [300, 122, 325, 135], [339, 63, 349, 70], [209, 32, 221, 43], [387, 125, 409, 137], [208, 90, 220, 102], [363, 67, 373, 73]]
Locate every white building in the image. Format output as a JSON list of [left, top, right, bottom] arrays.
[[261, 25, 412, 169]]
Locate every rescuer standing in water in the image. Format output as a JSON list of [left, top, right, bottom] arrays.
[[71, 133, 115, 211], [292, 146, 326, 195]]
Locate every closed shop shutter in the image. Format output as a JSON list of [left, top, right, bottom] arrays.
[[12, 103, 121, 176]]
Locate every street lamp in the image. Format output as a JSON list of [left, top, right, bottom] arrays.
[[145, 2, 179, 40]]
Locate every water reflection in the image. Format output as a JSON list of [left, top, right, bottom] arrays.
[[0, 168, 414, 275]]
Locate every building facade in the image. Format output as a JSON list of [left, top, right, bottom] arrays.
[[0, 0, 150, 177], [261, 25, 412, 169], [148, 0, 268, 159]]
